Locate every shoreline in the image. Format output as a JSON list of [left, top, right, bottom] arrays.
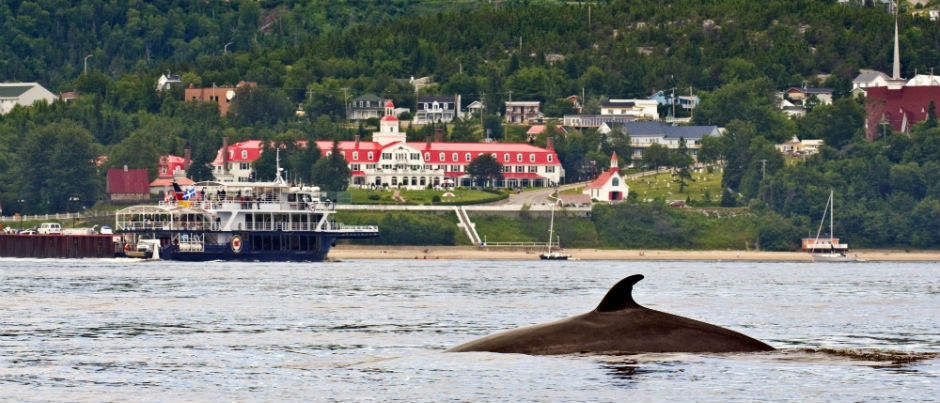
[[329, 245, 940, 262]]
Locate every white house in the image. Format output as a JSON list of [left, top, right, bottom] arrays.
[[619, 121, 720, 160], [156, 74, 182, 91], [601, 99, 660, 120], [0, 82, 57, 114], [582, 152, 628, 202], [413, 95, 461, 124]]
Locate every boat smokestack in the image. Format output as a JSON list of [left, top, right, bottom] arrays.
[[222, 137, 229, 174]]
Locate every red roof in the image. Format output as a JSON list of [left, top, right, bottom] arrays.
[[158, 154, 190, 179], [315, 140, 561, 166], [584, 168, 619, 189], [107, 168, 150, 194], [212, 140, 263, 164], [381, 115, 398, 122]]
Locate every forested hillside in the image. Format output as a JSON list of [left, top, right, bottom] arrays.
[[0, 0, 937, 249]]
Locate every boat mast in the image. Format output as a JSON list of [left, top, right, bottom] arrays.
[[829, 190, 834, 247], [546, 202, 555, 253]]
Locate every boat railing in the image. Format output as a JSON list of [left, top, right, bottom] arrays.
[[116, 220, 222, 232]]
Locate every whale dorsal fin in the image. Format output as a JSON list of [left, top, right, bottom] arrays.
[[595, 274, 644, 312]]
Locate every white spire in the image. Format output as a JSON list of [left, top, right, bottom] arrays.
[[893, 14, 901, 80]]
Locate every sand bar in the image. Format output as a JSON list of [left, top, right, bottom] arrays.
[[330, 245, 939, 262]]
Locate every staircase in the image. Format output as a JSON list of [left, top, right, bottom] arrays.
[[454, 206, 482, 245]]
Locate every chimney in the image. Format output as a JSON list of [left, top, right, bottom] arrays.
[[434, 127, 443, 143], [355, 135, 360, 148], [222, 137, 229, 174], [183, 148, 191, 166], [547, 136, 554, 150], [123, 165, 128, 172]]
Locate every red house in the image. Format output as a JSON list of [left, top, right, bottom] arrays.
[[107, 167, 150, 203]]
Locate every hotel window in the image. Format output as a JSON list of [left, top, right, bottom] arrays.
[[465, 153, 471, 162], [382, 152, 392, 160], [350, 164, 360, 170], [352, 151, 359, 160], [241, 150, 248, 159], [529, 154, 536, 162], [516, 154, 523, 162], [424, 152, 430, 160], [452, 152, 458, 162], [547, 155, 554, 162], [528, 166, 538, 173], [411, 153, 420, 160], [439, 152, 445, 161], [503, 153, 510, 162], [515, 166, 525, 172], [545, 166, 555, 173], [368, 152, 374, 160]]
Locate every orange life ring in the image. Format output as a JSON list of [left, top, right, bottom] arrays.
[[231, 235, 243, 253], [124, 244, 131, 251]]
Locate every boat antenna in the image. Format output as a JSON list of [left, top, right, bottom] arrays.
[[275, 147, 286, 184]]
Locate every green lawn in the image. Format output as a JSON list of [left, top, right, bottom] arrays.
[[625, 169, 722, 205], [347, 187, 508, 205]]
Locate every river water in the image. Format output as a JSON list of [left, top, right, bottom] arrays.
[[0, 258, 937, 402]]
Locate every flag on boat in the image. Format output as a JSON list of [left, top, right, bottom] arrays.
[[182, 188, 197, 200]]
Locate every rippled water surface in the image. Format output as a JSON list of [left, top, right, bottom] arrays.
[[1, 258, 937, 402]]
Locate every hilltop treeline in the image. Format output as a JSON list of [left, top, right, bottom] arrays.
[[0, 0, 937, 248]]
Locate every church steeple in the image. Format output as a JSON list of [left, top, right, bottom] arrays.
[[893, 15, 901, 80]]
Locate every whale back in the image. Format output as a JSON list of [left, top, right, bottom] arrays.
[[447, 274, 775, 355]]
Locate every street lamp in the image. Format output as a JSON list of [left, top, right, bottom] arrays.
[[83, 54, 92, 74], [69, 196, 80, 226], [17, 199, 24, 229], [224, 42, 233, 54]]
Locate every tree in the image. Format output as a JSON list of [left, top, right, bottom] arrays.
[[467, 153, 503, 188], [640, 143, 671, 171], [672, 137, 695, 193], [312, 140, 350, 193], [15, 121, 99, 213]]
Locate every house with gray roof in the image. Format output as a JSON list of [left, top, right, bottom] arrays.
[[0, 83, 57, 114], [348, 93, 385, 121], [617, 121, 720, 161]]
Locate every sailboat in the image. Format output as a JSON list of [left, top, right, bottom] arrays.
[[539, 201, 570, 260], [810, 190, 858, 262]]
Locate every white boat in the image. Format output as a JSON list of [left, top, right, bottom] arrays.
[[114, 162, 378, 262], [808, 190, 859, 262], [539, 200, 569, 260]]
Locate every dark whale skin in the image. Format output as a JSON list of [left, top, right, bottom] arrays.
[[447, 274, 774, 355]]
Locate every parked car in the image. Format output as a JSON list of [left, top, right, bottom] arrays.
[[37, 222, 62, 234]]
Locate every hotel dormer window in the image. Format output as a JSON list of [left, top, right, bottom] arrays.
[[465, 153, 471, 162], [452, 152, 458, 161], [352, 151, 359, 160], [529, 154, 535, 162], [547, 154, 553, 162], [516, 153, 523, 162], [503, 153, 510, 162], [368, 151, 374, 160], [241, 150, 248, 159]]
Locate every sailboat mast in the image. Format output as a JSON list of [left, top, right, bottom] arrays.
[[829, 190, 834, 244], [547, 203, 555, 252]]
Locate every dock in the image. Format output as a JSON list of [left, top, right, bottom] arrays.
[[0, 234, 118, 258]]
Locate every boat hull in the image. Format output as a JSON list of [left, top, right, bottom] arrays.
[[812, 252, 861, 262]]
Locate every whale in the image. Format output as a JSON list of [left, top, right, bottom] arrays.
[[447, 274, 774, 355]]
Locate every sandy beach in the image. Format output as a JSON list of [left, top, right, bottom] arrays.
[[330, 245, 939, 262]]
